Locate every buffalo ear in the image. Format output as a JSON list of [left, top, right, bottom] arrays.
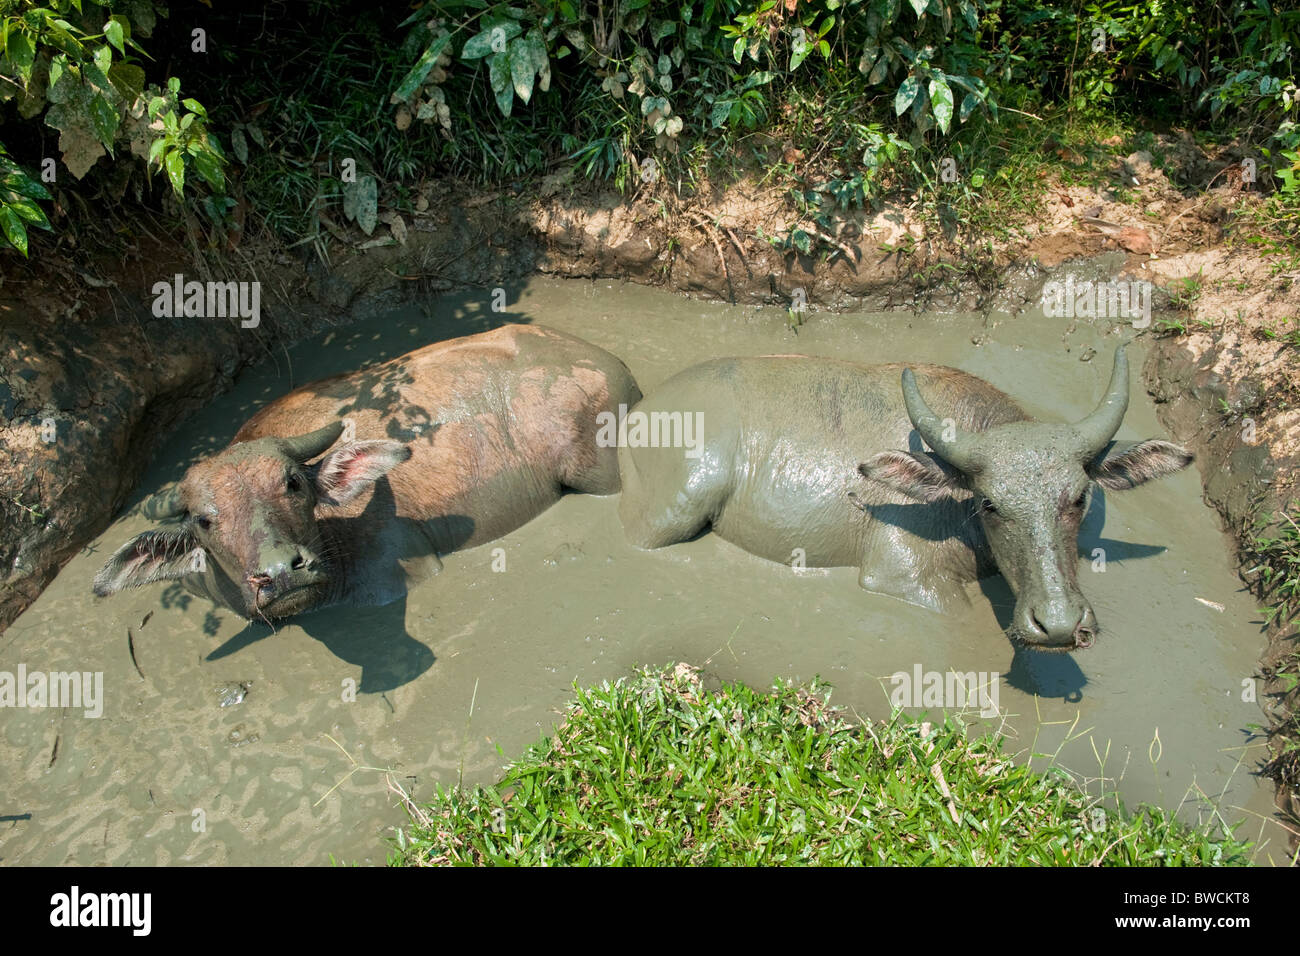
[[1087, 439, 1192, 491], [93, 529, 204, 596], [314, 440, 412, 506], [857, 451, 966, 503]]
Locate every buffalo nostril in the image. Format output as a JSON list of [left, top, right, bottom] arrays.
[[1030, 612, 1048, 637], [1029, 606, 1079, 645], [1075, 626, 1095, 649]]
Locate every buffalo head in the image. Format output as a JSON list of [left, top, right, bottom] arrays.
[[857, 345, 1192, 651], [93, 422, 410, 619]]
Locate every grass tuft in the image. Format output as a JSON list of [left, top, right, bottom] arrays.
[[389, 664, 1250, 866]]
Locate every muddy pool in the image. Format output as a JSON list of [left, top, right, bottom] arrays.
[[0, 275, 1288, 864]]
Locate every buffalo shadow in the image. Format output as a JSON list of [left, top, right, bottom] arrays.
[[206, 479, 477, 694]]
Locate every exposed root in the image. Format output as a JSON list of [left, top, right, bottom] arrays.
[[688, 211, 734, 303]]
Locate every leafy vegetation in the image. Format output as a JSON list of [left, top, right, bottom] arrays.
[[1248, 505, 1300, 830], [1251, 503, 1300, 629], [1, 1, 1297, 258], [0, 0, 223, 255], [389, 665, 1250, 866]]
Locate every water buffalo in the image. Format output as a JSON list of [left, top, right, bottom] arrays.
[[617, 345, 1191, 651], [94, 324, 641, 619]]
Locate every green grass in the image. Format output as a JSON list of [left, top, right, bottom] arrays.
[[1249, 505, 1300, 821], [389, 664, 1250, 866]]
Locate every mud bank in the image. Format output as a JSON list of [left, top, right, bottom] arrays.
[[1144, 335, 1300, 830]]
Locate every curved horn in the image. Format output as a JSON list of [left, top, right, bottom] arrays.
[[141, 484, 185, 520], [278, 421, 345, 462], [901, 368, 982, 473], [1073, 345, 1129, 461]]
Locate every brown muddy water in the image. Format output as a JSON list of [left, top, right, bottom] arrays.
[[1, 276, 1289, 864]]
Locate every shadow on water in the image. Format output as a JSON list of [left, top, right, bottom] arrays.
[[206, 600, 436, 695], [977, 492, 1172, 702]]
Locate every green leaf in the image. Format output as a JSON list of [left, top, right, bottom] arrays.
[[508, 37, 534, 103], [525, 28, 549, 92], [790, 28, 810, 71], [894, 76, 920, 115], [1, 169, 51, 201], [82, 60, 117, 104], [93, 43, 112, 76], [107, 61, 145, 100], [487, 51, 513, 116], [355, 174, 378, 235], [0, 206, 30, 256], [959, 0, 977, 31], [192, 148, 223, 191], [105, 15, 129, 55], [710, 98, 732, 128], [47, 54, 66, 95], [342, 175, 358, 222], [40, 20, 85, 59], [869, 52, 889, 85], [163, 148, 185, 195], [167, 76, 180, 94], [7, 32, 35, 83], [393, 32, 452, 103], [8, 197, 49, 227], [462, 20, 523, 60], [959, 91, 979, 121], [230, 127, 248, 164], [858, 43, 878, 76], [182, 98, 207, 120], [929, 76, 953, 133], [88, 92, 121, 149], [908, 0, 928, 17]]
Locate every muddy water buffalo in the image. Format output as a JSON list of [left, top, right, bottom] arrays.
[[94, 325, 641, 619], [617, 345, 1191, 651]]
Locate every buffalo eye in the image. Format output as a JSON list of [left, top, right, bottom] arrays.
[[978, 498, 997, 516], [1073, 492, 1087, 510], [287, 473, 303, 493], [196, 515, 213, 531]]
